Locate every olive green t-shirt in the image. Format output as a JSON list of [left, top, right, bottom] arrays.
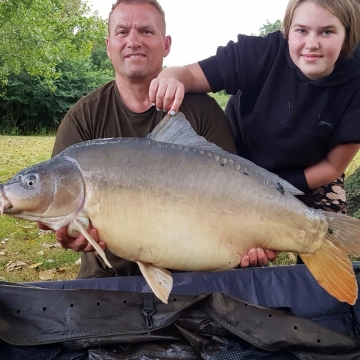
[[52, 80, 237, 278], [53, 80, 236, 156]]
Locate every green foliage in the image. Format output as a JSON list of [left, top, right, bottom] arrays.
[[0, 0, 106, 84], [0, 0, 114, 134], [0, 56, 113, 134], [91, 41, 114, 73], [345, 167, 360, 218], [259, 19, 282, 36], [209, 90, 230, 110], [344, 151, 360, 218]]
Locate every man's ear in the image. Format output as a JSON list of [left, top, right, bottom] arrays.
[[106, 37, 111, 58], [164, 35, 172, 57]]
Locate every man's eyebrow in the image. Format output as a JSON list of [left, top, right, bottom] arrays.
[[113, 23, 156, 30], [113, 23, 130, 31], [137, 24, 156, 31]]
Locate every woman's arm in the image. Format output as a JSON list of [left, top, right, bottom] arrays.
[[305, 143, 360, 189], [149, 63, 212, 114]]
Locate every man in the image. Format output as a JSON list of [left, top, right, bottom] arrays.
[[43, 0, 274, 278]]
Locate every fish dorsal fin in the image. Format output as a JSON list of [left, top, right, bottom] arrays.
[[148, 112, 303, 196]]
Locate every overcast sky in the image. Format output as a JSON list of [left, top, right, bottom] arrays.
[[88, 0, 289, 66]]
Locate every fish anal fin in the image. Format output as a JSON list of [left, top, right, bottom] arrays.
[[72, 218, 113, 269], [299, 240, 358, 305], [136, 261, 173, 304]]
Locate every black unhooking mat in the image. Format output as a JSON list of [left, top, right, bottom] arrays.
[[0, 264, 360, 360]]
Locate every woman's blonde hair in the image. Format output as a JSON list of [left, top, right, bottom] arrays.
[[282, 0, 360, 58]]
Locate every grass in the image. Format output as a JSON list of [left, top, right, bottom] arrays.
[[0, 135, 360, 283], [345, 150, 360, 177], [0, 135, 81, 282], [209, 91, 230, 110]]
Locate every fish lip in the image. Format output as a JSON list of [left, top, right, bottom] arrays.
[[0, 186, 13, 215]]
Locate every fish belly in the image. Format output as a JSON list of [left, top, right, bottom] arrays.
[[85, 185, 324, 272]]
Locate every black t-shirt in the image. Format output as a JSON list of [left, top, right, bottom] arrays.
[[199, 31, 360, 192]]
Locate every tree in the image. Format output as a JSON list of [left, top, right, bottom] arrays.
[[259, 20, 282, 36], [0, 52, 114, 134], [0, 0, 106, 85], [0, 0, 114, 134]]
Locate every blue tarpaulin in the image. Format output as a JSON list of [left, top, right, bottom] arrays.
[[0, 263, 359, 359]]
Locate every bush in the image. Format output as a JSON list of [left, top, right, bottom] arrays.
[[209, 90, 230, 110], [345, 168, 360, 218]]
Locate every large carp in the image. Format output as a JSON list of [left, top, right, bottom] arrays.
[[1, 113, 360, 305]]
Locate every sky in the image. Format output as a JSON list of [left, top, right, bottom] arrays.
[[88, 0, 289, 66]]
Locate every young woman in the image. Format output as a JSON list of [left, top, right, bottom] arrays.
[[149, 0, 360, 265]]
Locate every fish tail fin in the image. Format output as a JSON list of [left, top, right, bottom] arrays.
[[299, 212, 360, 305]]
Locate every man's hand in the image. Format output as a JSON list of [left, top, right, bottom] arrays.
[[240, 248, 278, 268], [37, 222, 106, 253]]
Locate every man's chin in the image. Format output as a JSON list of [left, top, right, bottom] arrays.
[[127, 71, 147, 79], [120, 67, 146, 78]]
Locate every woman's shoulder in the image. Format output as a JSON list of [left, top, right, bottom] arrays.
[[236, 30, 286, 50]]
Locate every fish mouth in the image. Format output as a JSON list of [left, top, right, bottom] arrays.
[[0, 186, 13, 215]]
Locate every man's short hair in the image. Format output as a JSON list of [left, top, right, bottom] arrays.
[[108, 0, 166, 35]]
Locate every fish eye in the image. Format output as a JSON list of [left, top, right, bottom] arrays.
[[23, 174, 38, 188]]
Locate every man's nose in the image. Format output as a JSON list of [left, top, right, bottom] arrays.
[[127, 30, 141, 48]]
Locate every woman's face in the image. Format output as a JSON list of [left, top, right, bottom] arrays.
[[288, 1, 346, 80]]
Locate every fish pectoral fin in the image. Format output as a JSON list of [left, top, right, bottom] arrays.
[[299, 240, 357, 305], [136, 261, 173, 304], [72, 218, 113, 269]]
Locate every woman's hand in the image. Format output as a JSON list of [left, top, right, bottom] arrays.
[[149, 77, 185, 114], [149, 63, 212, 114]]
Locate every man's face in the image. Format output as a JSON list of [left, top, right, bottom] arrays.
[[106, 2, 171, 82]]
